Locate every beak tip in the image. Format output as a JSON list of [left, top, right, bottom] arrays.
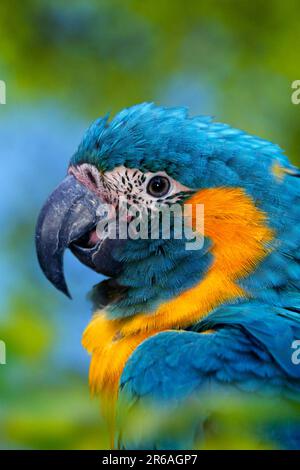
[[49, 271, 73, 300], [60, 284, 72, 300], [65, 290, 72, 300]]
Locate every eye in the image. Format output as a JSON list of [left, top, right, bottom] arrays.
[[146, 175, 171, 198]]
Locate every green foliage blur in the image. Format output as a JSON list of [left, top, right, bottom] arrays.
[[0, 0, 300, 449]]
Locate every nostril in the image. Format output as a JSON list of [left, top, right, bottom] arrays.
[[69, 163, 102, 192], [86, 169, 97, 187]]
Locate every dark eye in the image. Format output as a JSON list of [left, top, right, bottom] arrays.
[[146, 175, 170, 198]]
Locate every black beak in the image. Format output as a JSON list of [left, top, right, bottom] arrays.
[[35, 175, 123, 298]]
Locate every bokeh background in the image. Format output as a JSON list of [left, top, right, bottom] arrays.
[[0, 0, 300, 449]]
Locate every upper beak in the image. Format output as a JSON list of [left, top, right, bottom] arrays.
[[35, 175, 123, 298]]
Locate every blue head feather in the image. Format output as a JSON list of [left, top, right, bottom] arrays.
[[71, 103, 300, 318]]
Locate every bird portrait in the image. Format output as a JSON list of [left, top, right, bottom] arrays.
[[36, 102, 300, 449]]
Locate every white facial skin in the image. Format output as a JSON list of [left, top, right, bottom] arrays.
[[69, 164, 193, 209], [68, 164, 196, 248]]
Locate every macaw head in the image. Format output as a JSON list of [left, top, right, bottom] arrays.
[[36, 103, 300, 329]]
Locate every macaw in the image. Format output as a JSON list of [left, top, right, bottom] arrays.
[[35, 103, 300, 449]]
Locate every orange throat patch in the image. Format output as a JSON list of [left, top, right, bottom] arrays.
[[82, 187, 273, 400]]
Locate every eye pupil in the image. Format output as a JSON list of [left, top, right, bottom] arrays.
[[147, 176, 170, 197]]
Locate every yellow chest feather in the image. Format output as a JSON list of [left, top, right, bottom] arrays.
[[82, 187, 273, 400]]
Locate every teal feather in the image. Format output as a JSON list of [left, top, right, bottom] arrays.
[[71, 103, 300, 448]]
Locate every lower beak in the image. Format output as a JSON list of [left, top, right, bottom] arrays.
[[35, 175, 123, 298]]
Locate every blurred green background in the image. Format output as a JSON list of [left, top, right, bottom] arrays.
[[0, 0, 300, 449]]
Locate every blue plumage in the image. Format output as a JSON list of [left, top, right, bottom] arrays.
[[122, 303, 300, 399], [73, 103, 300, 315], [120, 302, 300, 448], [70, 103, 300, 448]]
